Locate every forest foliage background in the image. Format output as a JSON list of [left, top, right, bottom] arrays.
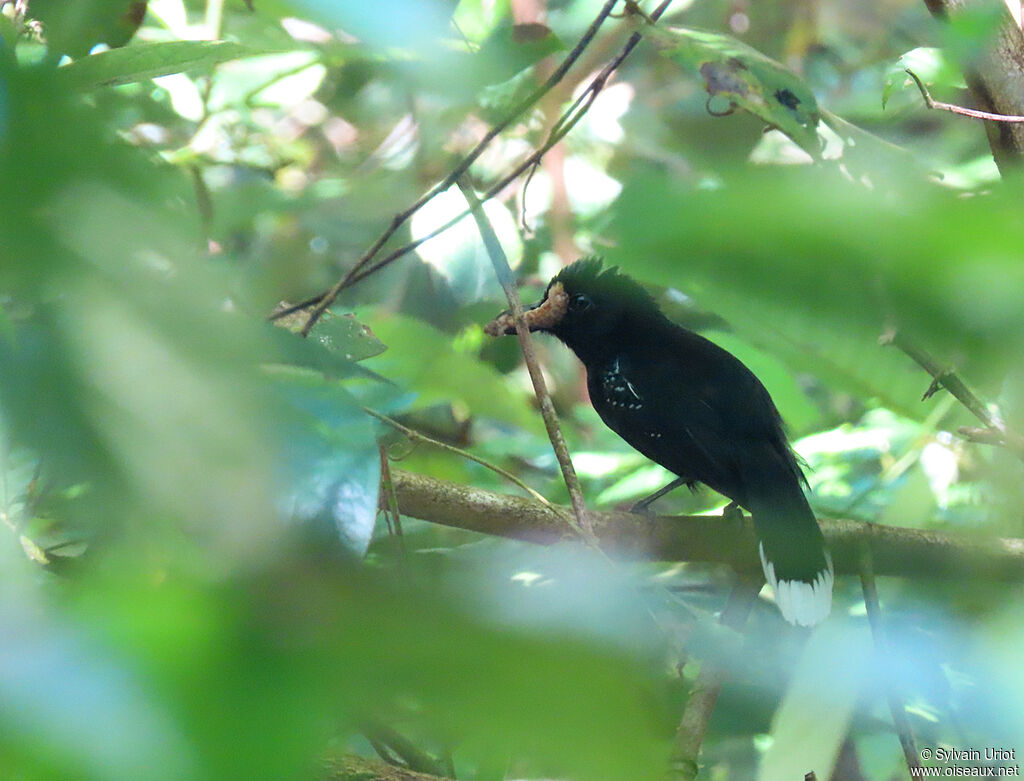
[[2, 0, 1024, 779]]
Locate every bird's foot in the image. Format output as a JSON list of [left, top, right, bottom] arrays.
[[629, 495, 657, 516], [722, 501, 745, 523]]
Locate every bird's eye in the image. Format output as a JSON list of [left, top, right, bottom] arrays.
[[569, 294, 593, 312]]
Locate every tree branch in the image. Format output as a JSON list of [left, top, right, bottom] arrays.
[[391, 470, 1024, 580], [360, 722, 450, 777], [322, 752, 445, 781]]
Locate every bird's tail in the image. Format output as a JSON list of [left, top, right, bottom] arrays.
[[739, 445, 833, 627]]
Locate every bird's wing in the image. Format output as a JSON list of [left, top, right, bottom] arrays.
[[593, 349, 743, 494], [603, 334, 801, 500]]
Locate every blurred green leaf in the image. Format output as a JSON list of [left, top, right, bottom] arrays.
[[611, 168, 1024, 415], [31, 0, 147, 58], [57, 40, 255, 89], [759, 621, 869, 780], [0, 590, 195, 781], [474, 22, 563, 82], [273, 375, 381, 554], [422, 21, 565, 101], [0, 12, 18, 48], [209, 50, 323, 110], [273, 0, 453, 53]]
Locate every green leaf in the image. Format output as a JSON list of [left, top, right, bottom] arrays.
[[367, 313, 544, 435], [0, 595, 194, 781], [56, 40, 255, 89], [273, 308, 386, 363], [639, 23, 821, 156], [278, 0, 452, 53], [0, 12, 18, 49], [474, 22, 564, 81]]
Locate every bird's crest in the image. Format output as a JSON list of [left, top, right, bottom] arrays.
[[553, 257, 658, 311]]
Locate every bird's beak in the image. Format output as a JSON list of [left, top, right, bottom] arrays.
[[484, 282, 568, 336]]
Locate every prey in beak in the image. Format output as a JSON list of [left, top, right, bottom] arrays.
[[484, 282, 569, 336]]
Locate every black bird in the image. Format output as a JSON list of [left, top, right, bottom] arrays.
[[486, 258, 832, 626]]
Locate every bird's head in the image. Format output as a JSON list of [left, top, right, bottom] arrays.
[[484, 258, 660, 358]]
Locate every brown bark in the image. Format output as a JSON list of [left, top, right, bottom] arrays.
[[322, 753, 444, 781], [391, 470, 1024, 581]]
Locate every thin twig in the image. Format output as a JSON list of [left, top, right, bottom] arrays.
[[880, 329, 1024, 460], [858, 539, 923, 777], [363, 406, 558, 512], [296, 0, 624, 336], [670, 576, 761, 780], [455, 177, 592, 539], [189, 165, 213, 250], [905, 68, 1024, 123]]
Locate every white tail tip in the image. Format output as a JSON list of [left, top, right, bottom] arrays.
[[759, 542, 834, 627]]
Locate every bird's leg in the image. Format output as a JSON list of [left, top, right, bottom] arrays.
[[630, 476, 694, 515]]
